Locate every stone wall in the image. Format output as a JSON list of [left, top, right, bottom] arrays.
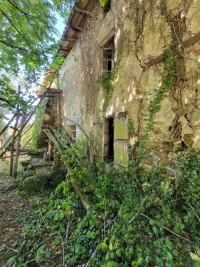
[[58, 0, 200, 167]]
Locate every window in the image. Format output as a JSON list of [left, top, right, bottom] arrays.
[[102, 37, 114, 76], [114, 113, 128, 166], [67, 125, 76, 143]]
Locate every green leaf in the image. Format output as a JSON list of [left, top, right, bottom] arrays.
[[107, 261, 116, 267], [190, 252, 200, 263], [7, 256, 16, 267], [86, 230, 95, 239], [166, 239, 173, 250], [152, 226, 158, 235], [29, 0, 40, 4], [116, 249, 122, 257], [172, 249, 178, 257], [137, 257, 143, 265], [36, 245, 45, 261], [99, 0, 106, 7], [99, 242, 108, 251], [149, 219, 155, 225]]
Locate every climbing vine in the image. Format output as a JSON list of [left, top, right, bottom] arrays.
[[147, 49, 177, 130], [99, 67, 118, 114]]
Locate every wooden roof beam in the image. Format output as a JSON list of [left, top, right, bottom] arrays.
[[63, 37, 77, 43], [74, 5, 93, 17], [69, 23, 83, 32]]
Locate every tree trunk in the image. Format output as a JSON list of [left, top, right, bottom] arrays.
[[13, 114, 26, 178], [9, 115, 19, 177]]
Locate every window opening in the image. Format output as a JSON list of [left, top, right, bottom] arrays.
[[102, 37, 114, 76], [103, 0, 111, 13], [70, 125, 76, 141], [67, 125, 76, 143], [108, 117, 114, 159]]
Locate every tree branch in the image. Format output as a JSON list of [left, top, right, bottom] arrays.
[[0, 97, 16, 108], [0, 8, 32, 49], [0, 39, 38, 55], [7, 0, 45, 43], [7, 0, 30, 17]]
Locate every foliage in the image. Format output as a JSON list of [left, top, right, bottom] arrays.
[[17, 170, 66, 196], [0, 0, 74, 118], [0, 0, 74, 81], [31, 104, 45, 149], [99, 67, 118, 114], [146, 49, 177, 131], [0, 159, 10, 176], [7, 139, 200, 267], [99, 0, 108, 7]]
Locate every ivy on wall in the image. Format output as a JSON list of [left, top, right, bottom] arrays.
[[99, 67, 118, 114]]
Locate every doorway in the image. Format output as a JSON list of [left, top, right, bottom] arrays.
[[104, 117, 114, 160]]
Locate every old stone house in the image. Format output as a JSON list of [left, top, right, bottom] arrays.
[[38, 0, 200, 170]]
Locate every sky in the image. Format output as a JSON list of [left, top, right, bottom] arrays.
[[56, 15, 66, 38]]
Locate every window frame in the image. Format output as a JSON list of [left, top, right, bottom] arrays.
[[102, 37, 114, 76]]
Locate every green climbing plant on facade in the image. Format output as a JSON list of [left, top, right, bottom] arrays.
[[147, 49, 177, 131], [99, 67, 118, 114]]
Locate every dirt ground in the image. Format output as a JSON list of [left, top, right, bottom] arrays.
[[0, 176, 30, 266]]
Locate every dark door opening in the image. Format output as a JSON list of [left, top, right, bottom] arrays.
[[108, 117, 114, 159]]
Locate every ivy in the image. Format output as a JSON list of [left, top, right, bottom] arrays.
[[7, 140, 200, 266], [99, 67, 118, 114], [147, 49, 177, 129]]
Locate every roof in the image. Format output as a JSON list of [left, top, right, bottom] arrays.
[[38, 0, 96, 95], [59, 0, 96, 58]]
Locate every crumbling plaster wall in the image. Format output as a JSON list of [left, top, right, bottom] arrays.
[[59, 43, 89, 140], [60, 0, 200, 165]]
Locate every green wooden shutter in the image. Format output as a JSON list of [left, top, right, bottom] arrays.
[[114, 113, 128, 166]]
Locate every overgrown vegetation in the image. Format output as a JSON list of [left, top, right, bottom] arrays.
[[5, 140, 200, 267], [1, 1, 200, 266], [4, 46, 200, 267]]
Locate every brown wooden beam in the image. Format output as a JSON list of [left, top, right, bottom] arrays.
[[75, 6, 92, 17], [69, 24, 83, 32], [144, 31, 200, 69], [59, 48, 70, 52], [183, 31, 200, 47], [63, 37, 77, 43]]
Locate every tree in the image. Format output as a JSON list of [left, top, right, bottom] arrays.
[[0, 0, 74, 109], [0, 0, 76, 178]]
